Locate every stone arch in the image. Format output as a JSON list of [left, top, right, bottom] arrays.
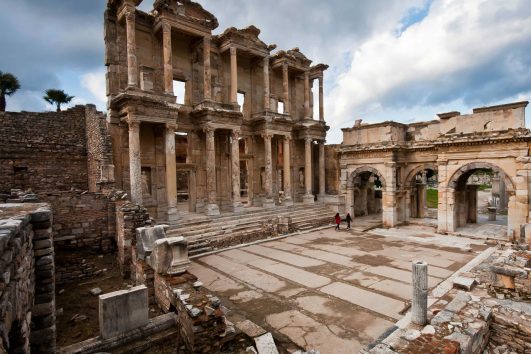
[[404, 163, 438, 187], [447, 161, 515, 192], [348, 166, 386, 189]]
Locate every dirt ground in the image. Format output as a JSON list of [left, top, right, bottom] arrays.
[[55, 253, 163, 348]]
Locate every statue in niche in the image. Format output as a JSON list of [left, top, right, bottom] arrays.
[[299, 168, 305, 188], [141, 168, 152, 196]]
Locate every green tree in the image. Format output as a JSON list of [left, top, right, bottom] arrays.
[[0, 71, 21, 112], [43, 89, 74, 112]]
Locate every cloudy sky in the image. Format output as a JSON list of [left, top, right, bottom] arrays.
[[1, 0, 530, 143]]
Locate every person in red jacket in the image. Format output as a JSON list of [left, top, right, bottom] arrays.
[[335, 213, 341, 230]]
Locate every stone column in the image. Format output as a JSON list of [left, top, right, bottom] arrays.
[[230, 46, 238, 105], [205, 127, 219, 216], [318, 141, 326, 202], [282, 63, 290, 115], [303, 137, 314, 204], [467, 185, 478, 223], [304, 71, 311, 118], [162, 22, 173, 95], [283, 136, 293, 206], [318, 75, 324, 121], [125, 10, 138, 87], [263, 133, 275, 208], [263, 56, 270, 111], [417, 184, 427, 218], [128, 121, 142, 204], [203, 37, 212, 101], [231, 129, 243, 213], [165, 123, 178, 222], [411, 260, 428, 326]]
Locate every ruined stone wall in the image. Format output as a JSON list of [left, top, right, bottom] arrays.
[[0, 204, 55, 354], [85, 105, 115, 193], [0, 107, 89, 193], [325, 145, 340, 195]]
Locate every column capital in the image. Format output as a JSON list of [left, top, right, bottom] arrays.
[[165, 121, 177, 131], [128, 120, 140, 131], [203, 126, 215, 136], [230, 46, 237, 55], [304, 136, 313, 143], [231, 129, 241, 139], [283, 135, 292, 142], [124, 9, 135, 22], [161, 20, 171, 33], [261, 132, 273, 140]]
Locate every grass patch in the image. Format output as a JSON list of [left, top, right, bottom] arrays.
[[427, 189, 438, 208], [478, 184, 491, 191]]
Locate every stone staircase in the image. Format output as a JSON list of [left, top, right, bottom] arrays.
[[165, 204, 333, 256]]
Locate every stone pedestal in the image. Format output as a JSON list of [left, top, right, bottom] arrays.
[[488, 206, 497, 221], [303, 194, 315, 204], [149, 236, 190, 275], [136, 225, 168, 260]]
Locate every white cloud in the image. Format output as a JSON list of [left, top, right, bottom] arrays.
[[326, 0, 531, 142], [81, 70, 107, 105]]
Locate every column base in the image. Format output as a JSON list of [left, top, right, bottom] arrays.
[[206, 203, 220, 217], [263, 198, 276, 209], [303, 194, 315, 204], [317, 194, 327, 203], [283, 197, 293, 207], [167, 207, 179, 223], [231, 202, 244, 214]]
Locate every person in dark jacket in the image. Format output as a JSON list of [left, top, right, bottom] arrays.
[[346, 213, 352, 230], [335, 213, 341, 230]]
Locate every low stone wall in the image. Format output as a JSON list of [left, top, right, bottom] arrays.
[[0, 204, 56, 354], [153, 271, 227, 353]]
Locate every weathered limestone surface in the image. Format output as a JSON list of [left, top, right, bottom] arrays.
[[99, 285, 148, 339], [411, 260, 428, 325]]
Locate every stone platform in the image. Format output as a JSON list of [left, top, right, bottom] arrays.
[[188, 226, 489, 353]]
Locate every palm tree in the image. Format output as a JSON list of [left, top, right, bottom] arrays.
[[0, 71, 21, 112], [43, 89, 74, 112]]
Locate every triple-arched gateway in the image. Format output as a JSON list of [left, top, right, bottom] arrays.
[[337, 101, 531, 241]]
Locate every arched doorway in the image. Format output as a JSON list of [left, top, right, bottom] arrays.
[[348, 166, 386, 226], [405, 165, 438, 223], [446, 162, 514, 238]]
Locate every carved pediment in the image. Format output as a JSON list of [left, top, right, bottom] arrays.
[[154, 0, 218, 30], [273, 47, 312, 67], [218, 25, 275, 53]]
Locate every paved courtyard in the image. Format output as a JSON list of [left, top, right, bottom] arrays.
[[189, 227, 488, 353]]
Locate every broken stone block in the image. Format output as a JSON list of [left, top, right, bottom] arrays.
[[136, 225, 168, 260], [254, 332, 279, 354], [236, 319, 267, 338], [453, 276, 476, 291], [148, 236, 190, 275]]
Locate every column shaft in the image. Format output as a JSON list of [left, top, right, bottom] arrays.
[[304, 71, 310, 118], [263, 56, 270, 111], [205, 127, 219, 215], [319, 76, 324, 121], [264, 134, 273, 200], [319, 142, 325, 197], [203, 37, 212, 100], [412, 260, 428, 325], [282, 63, 290, 115], [303, 137, 314, 204], [165, 124, 178, 221], [230, 47, 238, 104], [125, 11, 138, 87], [162, 22, 173, 94], [128, 121, 142, 204], [283, 137, 292, 205], [231, 130, 243, 212]]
